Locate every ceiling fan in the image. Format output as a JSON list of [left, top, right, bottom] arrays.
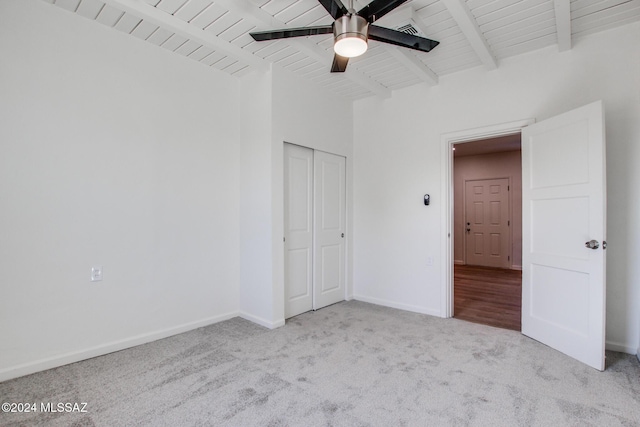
[[249, 0, 439, 72]]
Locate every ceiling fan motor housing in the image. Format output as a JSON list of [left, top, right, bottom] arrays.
[[334, 14, 368, 45]]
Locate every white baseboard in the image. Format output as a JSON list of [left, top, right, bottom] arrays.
[[454, 260, 465, 265], [0, 311, 240, 383], [239, 312, 285, 329], [353, 294, 441, 317], [605, 340, 637, 355], [511, 265, 522, 270]]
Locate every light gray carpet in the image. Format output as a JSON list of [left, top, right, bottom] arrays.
[[1, 301, 639, 426]]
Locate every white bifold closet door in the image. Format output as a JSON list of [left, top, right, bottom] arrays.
[[313, 150, 346, 311], [283, 144, 346, 319], [284, 144, 314, 318]]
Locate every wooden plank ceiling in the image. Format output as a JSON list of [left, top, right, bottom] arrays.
[[44, 0, 640, 100]]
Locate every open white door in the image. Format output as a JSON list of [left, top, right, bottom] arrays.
[[522, 101, 606, 370], [313, 150, 346, 310]]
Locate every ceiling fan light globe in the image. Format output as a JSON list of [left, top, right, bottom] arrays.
[[334, 36, 368, 58], [333, 14, 369, 58]]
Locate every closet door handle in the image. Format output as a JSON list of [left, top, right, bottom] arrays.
[[585, 239, 599, 250]]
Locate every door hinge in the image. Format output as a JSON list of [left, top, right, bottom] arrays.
[[508, 220, 510, 226], [508, 185, 510, 191], [283, 237, 286, 242], [508, 256, 510, 261]]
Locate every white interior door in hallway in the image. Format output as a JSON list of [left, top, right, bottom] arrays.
[[283, 144, 346, 319], [464, 178, 511, 268]]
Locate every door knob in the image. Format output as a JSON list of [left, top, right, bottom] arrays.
[[585, 239, 599, 250]]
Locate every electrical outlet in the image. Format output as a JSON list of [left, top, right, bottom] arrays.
[[91, 266, 103, 282], [426, 256, 433, 266]]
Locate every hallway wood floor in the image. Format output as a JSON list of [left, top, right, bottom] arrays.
[[454, 265, 522, 331]]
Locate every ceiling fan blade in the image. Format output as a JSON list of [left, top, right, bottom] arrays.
[[368, 25, 440, 53], [250, 25, 334, 41], [318, 0, 348, 20], [331, 54, 349, 72], [357, 0, 410, 23]]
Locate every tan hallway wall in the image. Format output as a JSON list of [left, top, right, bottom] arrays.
[[454, 150, 522, 268]]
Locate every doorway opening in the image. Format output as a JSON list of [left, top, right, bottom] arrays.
[[440, 104, 606, 370], [452, 134, 523, 331]]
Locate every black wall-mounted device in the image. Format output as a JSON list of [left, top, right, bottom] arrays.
[[424, 194, 430, 206]]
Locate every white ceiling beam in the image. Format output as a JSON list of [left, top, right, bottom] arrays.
[[300, 46, 391, 99], [101, 0, 269, 71], [386, 48, 438, 85], [373, 7, 439, 85], [554, 0, 572, 51], [440, 0, 498, 70], [216, 0, 391, 99], [288, 40, 392, 98]]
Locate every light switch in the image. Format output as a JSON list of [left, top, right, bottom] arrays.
[[91, 266, 103, 282]]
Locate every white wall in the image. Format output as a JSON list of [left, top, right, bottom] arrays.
[[238, 70, 275, 328], [3, 0, 637, 383], [0, 0, 241, 380], [237, 65, 354, 327], [353, 22, 640, 353], [271, 65, 355, 309], [0, 1, 354, 379]]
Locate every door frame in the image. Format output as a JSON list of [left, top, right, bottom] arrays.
[[440, 119, 534, 318], [462, 177, 512, 268]]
